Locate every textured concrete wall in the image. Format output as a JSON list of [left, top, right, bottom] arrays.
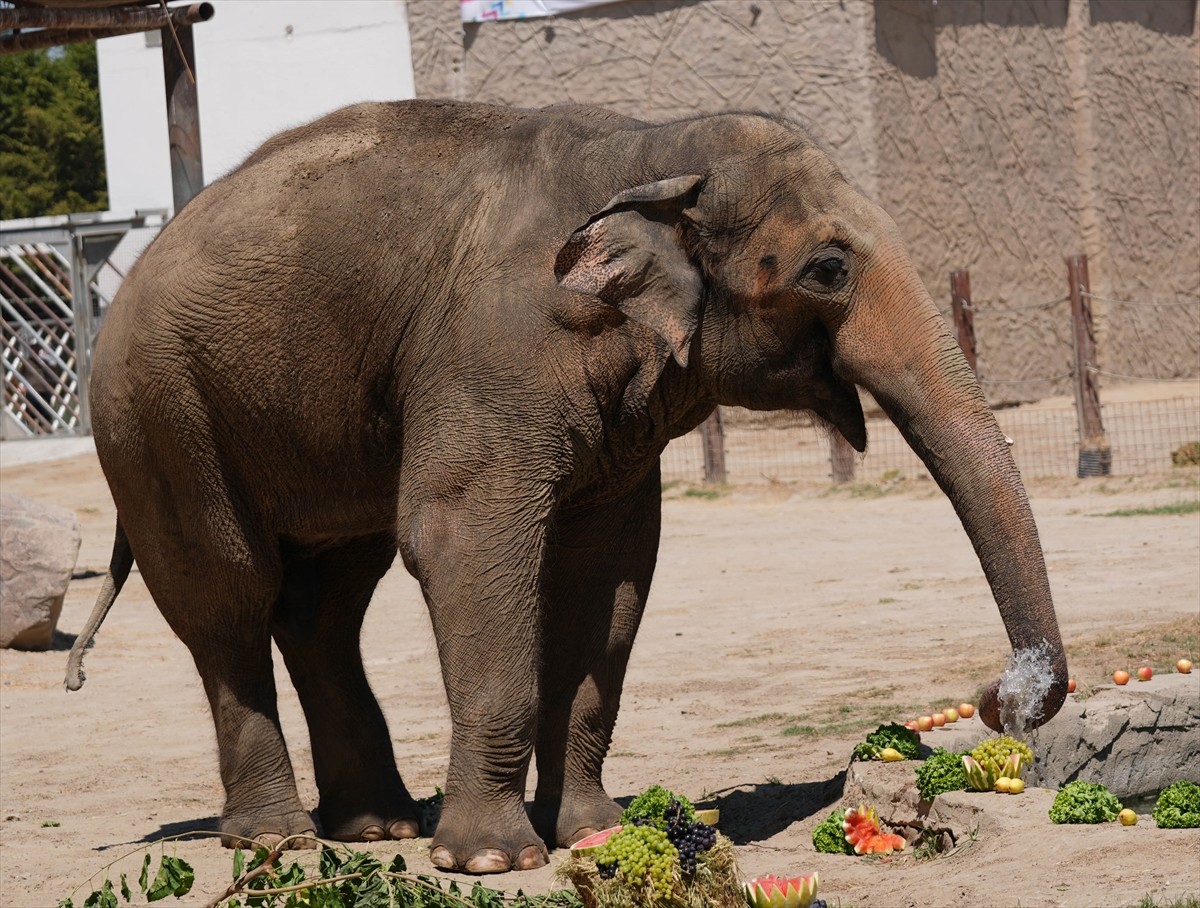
[[406, 0, 1199, 401]]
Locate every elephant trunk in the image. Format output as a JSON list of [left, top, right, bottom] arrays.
[[833, 242, 1068, 734]]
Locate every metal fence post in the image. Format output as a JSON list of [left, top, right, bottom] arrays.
[[949, 269, 978, 377], [700, 408, 727, 483], [68, 234, 93, 434], [1067, 253, 1110, 477]]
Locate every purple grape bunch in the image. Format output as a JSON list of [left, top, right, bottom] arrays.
[[663, 799, 717, 875]]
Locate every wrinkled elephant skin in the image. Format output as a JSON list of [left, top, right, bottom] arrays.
[[71, 100, 1068, 873]]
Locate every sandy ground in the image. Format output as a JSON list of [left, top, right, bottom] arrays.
[[1, 446, 1198, 908]]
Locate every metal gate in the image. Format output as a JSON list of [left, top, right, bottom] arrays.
[[1, 212, 163, 438]]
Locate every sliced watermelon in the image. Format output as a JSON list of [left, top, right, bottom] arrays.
[[569, 824, 622, 857], [842, 805, 905, 855], [743, 873, 819, 908]]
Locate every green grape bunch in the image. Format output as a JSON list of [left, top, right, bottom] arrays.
[[594, 824, 679, 902], [970, 735, 1034, 777]]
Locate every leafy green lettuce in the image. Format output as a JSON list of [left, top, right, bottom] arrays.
[[619, 785, 695, 827], [1152, 780, 1200, 829], [1048, 781, 1122, 824], [811, 809, 854, 855], [915, 748, 969, 801], [852, 723, 922, 761]]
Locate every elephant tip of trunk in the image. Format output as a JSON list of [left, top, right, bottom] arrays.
[[978, 673, 1069, 737]]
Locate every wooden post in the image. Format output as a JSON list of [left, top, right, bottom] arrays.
[[700, 408, 727, 484], [949, 269, 978, 376], [830, 433, 856, 484], [1067, 253, 1110, 477], [163, 23, 204, 214]]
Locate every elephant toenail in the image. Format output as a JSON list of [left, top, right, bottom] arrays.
[[464, 849, 512, 874], [387, 818, 419, 840], [360, 824, 386, 841], [516, 844, 548, 870], [430, 845, 457, 870]]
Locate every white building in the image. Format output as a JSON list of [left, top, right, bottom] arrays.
[[97, 0, 417, 217]]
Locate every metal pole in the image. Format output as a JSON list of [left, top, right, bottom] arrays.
[[949, 269, 978, 377], [163, 23, 204, 214], [1067, 253, 1110, 477], [69, 234, 92, 435], [700, 408, 727, 484]]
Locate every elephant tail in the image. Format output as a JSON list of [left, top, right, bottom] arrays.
[[64, 519, 134, 691]]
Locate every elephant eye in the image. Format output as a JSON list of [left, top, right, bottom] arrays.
[[800, 248, 850, 293]]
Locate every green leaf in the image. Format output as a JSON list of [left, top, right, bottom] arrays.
[[119, 873, 131, 902], [387, 853, 407, 874], [82, 880, 118, 908], [232, 847, 245, 880], [138, 854, 150, 893], [318, 846, 342, 879], [146, 855, 195, 901], [57, 899, 75, 908]]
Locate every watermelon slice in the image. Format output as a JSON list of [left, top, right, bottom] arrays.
[[569, 824, 622, 857], [743, 873, 819, 908], [842, 805, 906, 855]]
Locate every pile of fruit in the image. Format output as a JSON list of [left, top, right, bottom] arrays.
[[563, 787, 745, 907], [962, 736, 1033, 793]]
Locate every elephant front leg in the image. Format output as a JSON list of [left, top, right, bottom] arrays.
[[271, 534, 421, 842], [402, 494, 551, 874], [534, 469, 661, 849]]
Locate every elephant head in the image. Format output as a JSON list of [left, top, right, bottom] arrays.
[[557, 114, 1068, 733]]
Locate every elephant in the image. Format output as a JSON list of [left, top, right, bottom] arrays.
[[65, 99, 1068, 874]]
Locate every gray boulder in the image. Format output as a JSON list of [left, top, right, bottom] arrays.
[[888, 673, 1200, 799], [1028, 672, 1200, 799], [0, 493, 81, 650]]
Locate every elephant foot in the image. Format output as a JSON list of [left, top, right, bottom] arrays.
[[430, 843, 548, 874], [219, 806, 318, 851], [318, 800, 421, 843], [430, 803, 548, 874], [532, 791, 623, 850]]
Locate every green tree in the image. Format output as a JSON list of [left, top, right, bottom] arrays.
[[0, 42, 108, 220]]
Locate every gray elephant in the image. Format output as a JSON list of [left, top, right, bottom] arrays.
[[66, 99, 1068, 874]]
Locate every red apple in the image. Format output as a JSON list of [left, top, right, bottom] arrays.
[[958, 703, 975, 719], [917, 715, 934, 732], [931, 713, 946, 727], [1113, 670, 1130, 685], [1178, 659, 1193, 674], [1137, 666, 1153, 681], [1067, 678, 1076, 693]]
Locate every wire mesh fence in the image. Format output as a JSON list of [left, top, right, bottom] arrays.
[[661, 394, 1200, 485]]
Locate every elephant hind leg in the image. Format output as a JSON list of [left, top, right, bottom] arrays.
[[135, 529, 315, 849], [272, 534, 420, 842], [106, 441, 314, 849]]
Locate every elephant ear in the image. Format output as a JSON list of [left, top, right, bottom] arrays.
[[555, 175, 704, 367]]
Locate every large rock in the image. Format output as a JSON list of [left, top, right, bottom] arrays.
[[890, 673, 1200, 799], [0, 494, 81, 650], [1028, 673, 1200, 798]]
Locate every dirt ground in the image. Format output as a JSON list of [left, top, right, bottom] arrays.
[[1, 448, 1198, 908]]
